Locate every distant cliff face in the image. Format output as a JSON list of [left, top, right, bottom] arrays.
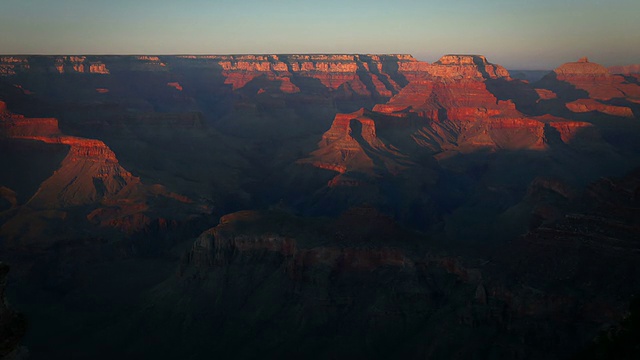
[[301, 54, 602, 183], [0, 56, 110, 75], [0, 54, 429, 100]]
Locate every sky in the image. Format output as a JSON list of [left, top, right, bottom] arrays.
[[1, 0, 638, 69]]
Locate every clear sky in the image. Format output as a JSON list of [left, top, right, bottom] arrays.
[[1, 0, 638, 69]]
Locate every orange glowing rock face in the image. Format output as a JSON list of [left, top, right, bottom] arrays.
[[0, 101, 209, 238], [565, 99, 634, 117], [204, 54, 421, 96], [535, 88, 557, 101], [46, 56, 111, 74], [544, 57, 635, 101], [299, 54, 616, 185]]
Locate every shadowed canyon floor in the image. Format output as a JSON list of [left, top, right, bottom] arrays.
[[1, 54, 640, 359]]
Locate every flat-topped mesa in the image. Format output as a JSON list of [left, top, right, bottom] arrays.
[[553, 57, 610, 77], [428, 55, 511, 80], [321, 108, 378, 144], [374, 55, 515, 115], [52, 137, 120, 163], [543, 57, 639, 101], [300, 108, 396, 175], [565, 99, 634, 118], [0, 107, 61, 137]]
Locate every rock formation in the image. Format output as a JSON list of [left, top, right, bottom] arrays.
[[0, 101, 207, 241], [538, 57, 640, 102], [190, 54, 418, 97], [1, 52, 640, 360], [302, 55, 596, 185]]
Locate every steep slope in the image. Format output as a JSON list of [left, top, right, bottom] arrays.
[[0, 102, 209, 244]]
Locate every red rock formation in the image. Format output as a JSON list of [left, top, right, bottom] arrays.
[[302, 55, 600, 182], [0, 102, 211, 240], [535, 89, 557, 101], [89, 62, 109, 74], [179, 54, 426, 97], [23, 136, 141, 208], [0, 105, 179, 222], [565, 98, 634, 117], [299, 108, 407, 177], [548, 121, 593, 143], [542, 57, 638, 101], [428, 55, 511, 80], [276, 76, 300, 93]]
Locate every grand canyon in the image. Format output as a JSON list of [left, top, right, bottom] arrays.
[[1, 52, 639, 359]]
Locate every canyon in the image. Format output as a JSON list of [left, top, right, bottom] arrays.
[[1, 53, 640, 359]]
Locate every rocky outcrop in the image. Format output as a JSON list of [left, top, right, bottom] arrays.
[[428, 54, 511, 80], [545, 117, 593, 143], [9, 136, 140, 208], [373, 55, 515, 120], [565, 98, 634, 117], [538, 57, 640, 101], [300, 108, 407, 177], [0, 104, 135, 207], [0, 103, 206, 239], [303, 55, 597, 182], [197, 54, 420, 97]]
